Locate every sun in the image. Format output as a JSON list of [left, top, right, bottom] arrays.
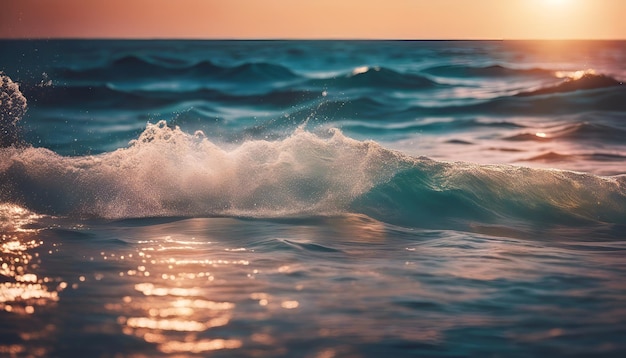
[[534, 0, 577, 12], [545, 0, 568, 5]]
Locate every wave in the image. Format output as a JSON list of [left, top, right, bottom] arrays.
[[215, 62, 299, 83], [58, 55, 301, 84], [395, 84, 626, 117], [23, 84, 183, 110], [24, 83, 626, 134], [421, 64, 552, 78], [306, 66, 439, 90], [56, 58, 440, 94], [27, 61, 626, 120], [516, 73, 623, 97], [24, 83, 323, 112], [1, 122, 625, 235], [353, 162, 626, 230], [0, 121, 409, 218]]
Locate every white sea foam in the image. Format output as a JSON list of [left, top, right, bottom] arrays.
[[0, 121, 410, 219]]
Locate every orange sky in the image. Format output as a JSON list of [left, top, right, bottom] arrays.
[[1, 0, 624, 40]]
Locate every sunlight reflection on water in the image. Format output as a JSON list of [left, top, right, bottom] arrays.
[[0, 204, 63, 357], [0, 205, 60, 315], [105, 229, 246, 354]]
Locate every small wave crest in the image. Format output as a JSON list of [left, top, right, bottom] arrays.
[[421, 64, 552, 78], [516, 72, 623, 97], [308, 66, 438, 90], [58, 55, 301, 91]]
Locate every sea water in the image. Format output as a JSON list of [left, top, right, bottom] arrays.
[[1, 40, 626, 357]]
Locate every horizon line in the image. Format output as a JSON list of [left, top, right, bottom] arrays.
[[1, 37, 625, 41]]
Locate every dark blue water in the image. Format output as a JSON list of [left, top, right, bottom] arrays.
[[1, 40, 626, 357]]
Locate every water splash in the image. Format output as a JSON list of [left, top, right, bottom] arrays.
[[0, 73, 27, 147], [0, 121, 410, 219]]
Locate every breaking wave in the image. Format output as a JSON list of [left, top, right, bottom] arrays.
[[1, 121, 625, 235]]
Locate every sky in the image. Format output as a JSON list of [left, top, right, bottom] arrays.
[[0, 0, 625, 40]]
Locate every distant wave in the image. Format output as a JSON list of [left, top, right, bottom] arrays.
[[59, 55, 301, 84], [216, 62, 300, 82], [396, 85, 626, 117], [41, 57, 626, 119], [23, 84, 180, 110], [24, 84, 324, 111], [421, 64, 552, 78], [516, 73, 623, 97], [60, 55, 217, 80], [23, 86, 626, 125], [306, 66, 439, 90], [57, 59, 439, 92]]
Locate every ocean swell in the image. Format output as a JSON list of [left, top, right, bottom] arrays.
[[60, 56, 298, 83], [354, 162, 626, 230], [422, 64, 552, 78], [516, 73, 623, 97]]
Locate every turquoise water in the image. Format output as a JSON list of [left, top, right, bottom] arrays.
[[1, 40, 626, 357]]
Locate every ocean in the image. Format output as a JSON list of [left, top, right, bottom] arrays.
[[1, 40, 625, 357]]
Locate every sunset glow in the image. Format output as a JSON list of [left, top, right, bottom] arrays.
[[0, 0, 624, 39]]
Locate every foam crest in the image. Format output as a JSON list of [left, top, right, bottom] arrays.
[[0, 121, 410, 219]]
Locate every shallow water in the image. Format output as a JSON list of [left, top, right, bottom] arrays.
[[1, 40, 626, 357]]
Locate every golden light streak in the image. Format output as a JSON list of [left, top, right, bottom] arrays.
[[158, 339, 242, 353], [108, 232, 244, 354]]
